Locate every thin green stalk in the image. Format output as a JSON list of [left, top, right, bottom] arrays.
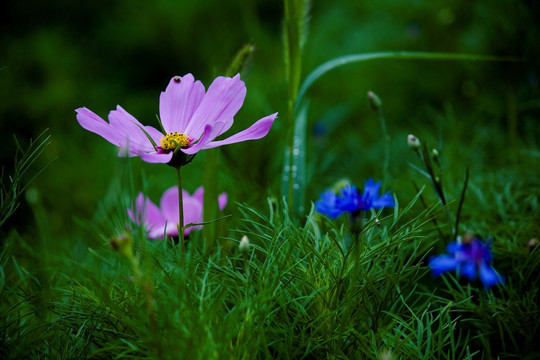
[[201, 44, 254, 253], [203, 148, 218, 252], [287, 140, 294, 210], [453, 168, 469, 241], [283, 0, 309, 212], [176, 166, 185, 251], [377, 109, 390, 186]]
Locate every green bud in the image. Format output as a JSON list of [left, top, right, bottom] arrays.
[[226, 43, 256, 77], [239, 235, 250, 253], [110, 233, 133, 258], [330, 178, 351, 193], [367, 91, 382, 110]]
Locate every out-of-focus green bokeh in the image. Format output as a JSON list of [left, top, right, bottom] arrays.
[[1, 0, 539, 241]]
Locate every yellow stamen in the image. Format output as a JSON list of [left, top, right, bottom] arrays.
[[160, 132, 191, 151]]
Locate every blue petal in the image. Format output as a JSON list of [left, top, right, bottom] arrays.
[[339, 184, 361, 212], [479, 241, 493, 263], [478, 262, 504, 288], [460, 262, 477, 280], [429, 255, 459, 276], [362, 178, 382, 203], [446, 241, 463, 255], [315, 190, 345, 218], [370, 192, 395, 208]]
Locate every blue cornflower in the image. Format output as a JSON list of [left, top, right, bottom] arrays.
[[340, 179, 395, 212], [315, 179, 395, 218], [429, 237, 504, 289], [315, 189, 347, 218]]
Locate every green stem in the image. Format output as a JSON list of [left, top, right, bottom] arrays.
[[284, 0, 304, 212], [203, 148, 218, 253], [287, 143, 294, 210], [176, 166, 185, 251], [377, 108, 390, 187]]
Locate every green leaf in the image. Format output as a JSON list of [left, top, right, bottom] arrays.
[[295, 51, 521, 114], [281, 102, 308, 214], [131, 120, 158, 150]]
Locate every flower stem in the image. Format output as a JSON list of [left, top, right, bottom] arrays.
[[176, 166, 185, 251], [283, 0, 306, 215], [377, 108, 390, 187]]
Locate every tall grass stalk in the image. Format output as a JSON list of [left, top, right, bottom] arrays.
[[202, 44, 255, 251], [368, 91, 390, 187], [0, 130, 53, 228], [283, 0, 310, 214]]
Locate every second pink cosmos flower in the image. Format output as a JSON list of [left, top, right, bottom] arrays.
[[128, 186, 227, 239]]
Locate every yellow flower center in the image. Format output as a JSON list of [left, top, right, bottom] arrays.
[[160, 132, 191, 151]]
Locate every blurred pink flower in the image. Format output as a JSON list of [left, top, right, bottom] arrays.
[[128, 186, 227, 239], [76, 74, 277, 166]]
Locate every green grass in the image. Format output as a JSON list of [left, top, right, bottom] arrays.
[[2, 137, 539, 358]]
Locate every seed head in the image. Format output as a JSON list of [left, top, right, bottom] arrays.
[[407, 134, 421, 150], [367, 91, 382, 110], [239, 235, 250, 253]]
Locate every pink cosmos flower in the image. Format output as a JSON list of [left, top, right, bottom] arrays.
[[76, 74, 277, 166], [128, 186, 227, 239]]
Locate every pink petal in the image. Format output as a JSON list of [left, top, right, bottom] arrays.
[[183, 195, 204, 234], [109, 106, 160, 155], [128, 193, 166, 232], [159, 74, 205, 133], [184, 74, 246, 139], [202, 113, 277, 149], [184, 224, 203, 235], [159, 186, 180, 224], [76, 107, 120, 145], [193, 186, 204, 204], [139, 151, 173, 163], [148, 223, 175, 239], [159, 186, 204, 236], [181, 123, 225, 155], [218, 192, 228, 210]]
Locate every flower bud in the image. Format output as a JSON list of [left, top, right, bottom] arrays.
[[529, 238, 539, 249], [407, 134, 421, 150], [110, 233, 133, 258], [367, 91, 382, 110], [330, 178, 351, 193], [379, 349, 394, 360], [462, 231, 475, 244], [239, 235, 250, 253], [432, 148, 440, 165]]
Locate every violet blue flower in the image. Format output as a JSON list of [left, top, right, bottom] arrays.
[[76, 74, 277, 166], [429, 237, 504, 289], [315, 179, 395, 218], [128, 186, 227, 239], [315, 190, 346, 219]]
